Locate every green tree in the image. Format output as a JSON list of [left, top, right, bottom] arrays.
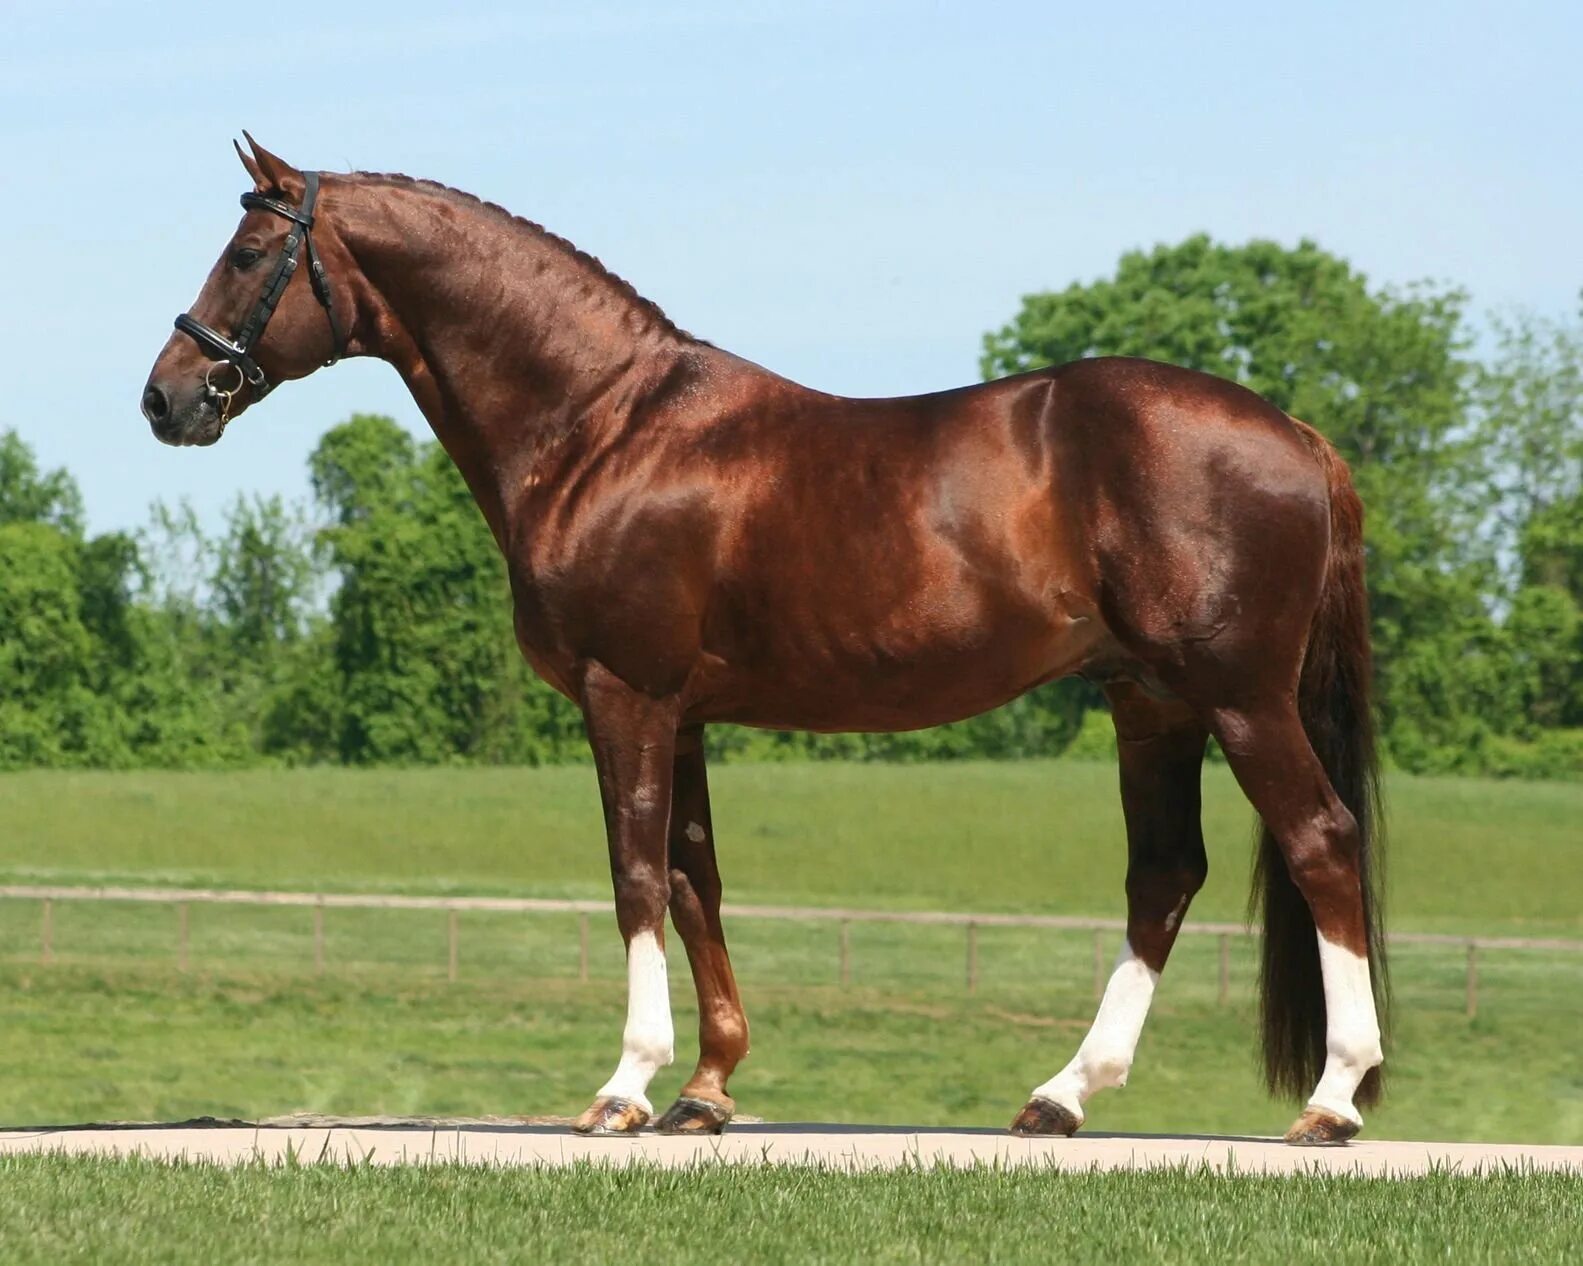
[[0, 432, 127, 766], [0, 431, 83, 535], [1475, 304, 1583, 741], [213, 496, 321, 653], [120, 502, 253, 767], [309, 414, 584, 765], [1475, 305, 1583, 577], [0, 522, 96, 765]]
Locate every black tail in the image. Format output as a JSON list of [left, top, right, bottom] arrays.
[[1252, 422, 1388, 1107]]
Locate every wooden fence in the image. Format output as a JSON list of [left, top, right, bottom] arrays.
[[4, 884, 1580, 1019]]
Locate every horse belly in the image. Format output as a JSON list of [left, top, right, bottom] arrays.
[[693, 576, 1107, 733]]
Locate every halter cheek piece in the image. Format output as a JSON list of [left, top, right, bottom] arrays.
[[173, 170, 346, 431]]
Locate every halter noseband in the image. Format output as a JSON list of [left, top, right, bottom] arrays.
[[173, 170, 346, 425]]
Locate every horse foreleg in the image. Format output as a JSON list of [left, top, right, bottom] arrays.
[[1013, 691, 1208, 1135], [573, 666, 680, 1135], [655, 728, 749, 1134]]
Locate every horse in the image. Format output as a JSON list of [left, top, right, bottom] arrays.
[[141, 135, 1387, 1145]]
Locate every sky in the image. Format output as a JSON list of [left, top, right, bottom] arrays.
[[2, 0, 1579, 534]]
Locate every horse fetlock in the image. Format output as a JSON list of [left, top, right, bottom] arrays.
[[1305, 1091, 1364, 1129], [1332, 1034, 1383, 1072], [1030, 1064, 1095, 1114], [1059, 1047, 1132, 1097], [1308, 1041, 1378, 1126], [1089, 1050, 1134, 1089], [621, 1032, 674, 1070]]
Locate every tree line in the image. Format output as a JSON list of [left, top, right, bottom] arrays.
[[2, 236, 1578, 776]]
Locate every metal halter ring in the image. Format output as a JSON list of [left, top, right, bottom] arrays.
[[204, 360, 246, 397], [204, 360, 246, 431]]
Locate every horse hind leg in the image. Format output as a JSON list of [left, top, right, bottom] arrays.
[[1012, 685, 1208, 1135], [1210, 700, 1383, 1145]]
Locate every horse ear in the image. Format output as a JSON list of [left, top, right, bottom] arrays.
[[241, 130, 304, 197], [233, 138, 266, 189]]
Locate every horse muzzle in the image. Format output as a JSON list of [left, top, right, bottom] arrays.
[[141, 375, 228, 447]]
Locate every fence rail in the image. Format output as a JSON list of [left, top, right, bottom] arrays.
[[4, 884, 1579, 1018]]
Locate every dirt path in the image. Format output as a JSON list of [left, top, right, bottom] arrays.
[[3, 1120, 1579, 1174]]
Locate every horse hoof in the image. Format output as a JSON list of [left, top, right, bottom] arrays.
[[1009, 1097, 1081, 1137], [656, 1096, 734, 1135], [573, 1096, 650, 1135], [1284, 1106, 1360, 1146]]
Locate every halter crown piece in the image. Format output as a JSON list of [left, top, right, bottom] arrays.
[[173, 171, 346, 420]]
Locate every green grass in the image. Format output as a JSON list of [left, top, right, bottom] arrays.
[[0, 761, 1580, 1144], [2, 761, 1580, 936], [2, 762, 1579, 1263], [0, 1156, 1577, 1265], [3, 957, 1580, 1143]]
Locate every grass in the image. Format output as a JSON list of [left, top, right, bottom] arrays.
[[0, 1156, 1577, 1265], [0, 760, 1580, 1143], [1, 761, 1580, 937], [1, 761, 1579, 1263], [3, 956, 1580, 1143]]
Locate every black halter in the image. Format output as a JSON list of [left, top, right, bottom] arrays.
[[173, 170, 345, 412]]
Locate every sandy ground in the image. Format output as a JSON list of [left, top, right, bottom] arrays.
[[2, 1119, 1579, 1174]]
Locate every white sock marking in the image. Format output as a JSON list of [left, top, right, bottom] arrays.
[[1307, 933, 1382, 1125], [594, 929, 674, 1113], [1030, 941, 1160, 1120]]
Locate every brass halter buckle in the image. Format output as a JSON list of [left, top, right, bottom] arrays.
[[204, 361, 246, 434]]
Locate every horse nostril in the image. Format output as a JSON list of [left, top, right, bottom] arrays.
[[142, 385, 170, 423]]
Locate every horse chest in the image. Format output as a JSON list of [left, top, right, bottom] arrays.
[[507, 556, 701, 701]]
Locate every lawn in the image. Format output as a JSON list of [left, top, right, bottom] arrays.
[[3, 954, 1580, 1143], [1, 761, 1580, 936], [0, 1156, 1576, 1266], [0, 761, 1579, 1143]]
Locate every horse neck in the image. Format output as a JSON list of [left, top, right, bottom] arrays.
[[331, 176, 686, 538]]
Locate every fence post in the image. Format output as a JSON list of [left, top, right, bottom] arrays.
[[448, 909, 459, 984], [1092, 929, 1105, 1002], [1465, 940, 1478, 1019], [40, 898, 53, 966], [966, 921, 979, 995], [578, 912, 590, 983], [314, 899, 325, 976], [839, 919, 851, 987], [1218, 933, 1230, 1007], [178, 901, 190, 973]]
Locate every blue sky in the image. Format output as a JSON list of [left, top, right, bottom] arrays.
[[3, 1, 1578, 533]]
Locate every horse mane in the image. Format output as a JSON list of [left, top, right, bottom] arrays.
[[346, 171, 702, 344]]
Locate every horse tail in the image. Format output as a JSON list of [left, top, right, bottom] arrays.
[[1252, 420, 1388, 1107]]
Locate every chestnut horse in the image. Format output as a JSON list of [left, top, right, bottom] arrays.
[[142, 137, 1386, 1145]]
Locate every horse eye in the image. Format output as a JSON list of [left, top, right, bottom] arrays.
[[229, 246, 263, 270]]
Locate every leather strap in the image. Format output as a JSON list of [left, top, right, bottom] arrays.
[[172, 170, 345, 399], [239, 190, 314, 225], [172, 313, 260, 382]]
